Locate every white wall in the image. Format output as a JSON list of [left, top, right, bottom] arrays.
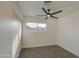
[[0, 2, 22, 57], [22, 16, 57, 48], [11, 2, 23, 58], [12, 21, 22, 58], [57, 8, 79, 57]]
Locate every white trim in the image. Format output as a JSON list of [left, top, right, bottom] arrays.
[[23, 43, 57, 48]]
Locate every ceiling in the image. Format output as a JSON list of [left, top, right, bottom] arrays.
[[18, 1, 79, 18]]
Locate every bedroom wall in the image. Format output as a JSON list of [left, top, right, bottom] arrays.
[[22, 16, 57, 48], [57, 8, 79, 57], [11, 2, 23, 58], [0, 2, 22, 57], [12, 20, 22, 58]]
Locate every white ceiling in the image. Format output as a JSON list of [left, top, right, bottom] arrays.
[[18, 1, 79, 18]]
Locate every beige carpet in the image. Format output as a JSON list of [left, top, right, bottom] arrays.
[[19, 45, 78, 58]]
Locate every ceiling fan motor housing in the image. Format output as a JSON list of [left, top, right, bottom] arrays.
[[48, 9, 50, 12]]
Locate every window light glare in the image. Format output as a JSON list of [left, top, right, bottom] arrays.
[[38, 23, 47, 28], [26, 23, 37, 28], [26, 22, 47, 29]]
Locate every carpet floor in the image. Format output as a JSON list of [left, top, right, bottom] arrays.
[[19, 45, 78, 58]]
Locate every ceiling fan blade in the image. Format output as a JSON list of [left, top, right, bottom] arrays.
[[45, 17, 48, 20], [51, 10, 63, 15], [42, 8, 48, 15], [51, 16, 58, 19]]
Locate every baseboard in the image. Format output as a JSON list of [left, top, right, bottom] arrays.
[[23, 43, 57, 48], [0, 55, 10, 58], [58, 44, 79, 57]]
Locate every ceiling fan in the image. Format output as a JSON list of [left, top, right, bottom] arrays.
[[37, 8, 63, 20]]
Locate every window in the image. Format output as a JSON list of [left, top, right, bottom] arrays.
[[38, 23, 47, 28], [27, 23, 37, 28], [26, 22, 47, 32]]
